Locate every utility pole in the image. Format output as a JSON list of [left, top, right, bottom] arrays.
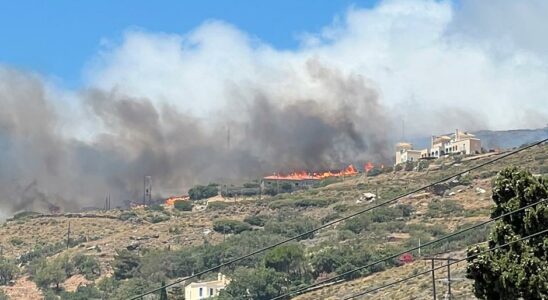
[[447, 256, 452, 300], [66, 221, 71, 249], [432, 258, 437, 300], [422, 257, 437, 300]]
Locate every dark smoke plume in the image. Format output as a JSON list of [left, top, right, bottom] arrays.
[[0, 61, 392, 217]]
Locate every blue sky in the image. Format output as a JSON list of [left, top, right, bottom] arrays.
[[0, 0, 377, 87]]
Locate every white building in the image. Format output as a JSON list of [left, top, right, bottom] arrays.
[[185, 273, 230, 300], [396, 129, 482, 165]]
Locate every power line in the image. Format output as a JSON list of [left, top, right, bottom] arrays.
[[268, 198, 547, 300], [129, 139, 546, 299], [342, 228, 548, 300]]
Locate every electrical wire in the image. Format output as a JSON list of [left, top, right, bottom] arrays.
[[342, 228, 548, 299], [129, 138, 547, 299]]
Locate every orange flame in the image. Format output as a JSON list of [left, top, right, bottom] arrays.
[[364, 162, 374, 172], [165, 195, 190, 206], [264, 164, 358, 181]]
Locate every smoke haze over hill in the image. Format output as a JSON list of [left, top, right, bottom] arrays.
[[1, 0, 548, 217]]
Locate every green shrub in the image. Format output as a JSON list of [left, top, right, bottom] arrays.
[[144, 213, 170, 223], [72, 254, 101, 280], [173, 200, 192, 211], [321, 212, 340, 224], [367, 168, 382, 177], [9, 211, 41, 220], [343, 214, 372, 234], [60, 284, 101, 300], [9, 237, 24, 246], [315, 177, 341, 188], [118, 211, 138, 221], [0, 257, 18, 285], [264, 217, 318, 240], [113, 250, 140, 280], [243, 215, 270, 226], [213, 219, 252, 234], [188, 184, 219, 200], [425, 200, 464, 218]]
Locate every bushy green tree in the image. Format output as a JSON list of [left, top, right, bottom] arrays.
[[34, 256, 67, 290], [264, 217, 318, 240], [112, 250, 140, 280], [71, 254, 101, 280], [466, 167, 548, 299], [188, 184, 219, 200], [218, 267, 290, 300], [264, 244, 308, 280]]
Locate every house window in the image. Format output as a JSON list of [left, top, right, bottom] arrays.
[[210, 288, 214, 296], [199, 287, 203, 297]]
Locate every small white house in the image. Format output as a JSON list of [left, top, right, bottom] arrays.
[[185, 273, 230, 300]]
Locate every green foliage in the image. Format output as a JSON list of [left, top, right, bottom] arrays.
[[0, 257, 18, 285], [213, 219, 252, 234], [188, 184, 219, 200], [268, 198, 333, 209], [112, 250, 140, 280], [218, 267, 290, 300], [394, 164, 403, 172], [9, 211, 41, 220], [425, 199, 464, 218], [71, 254, 101, 280], [60, 285, 101, 300], [110, 278, 153, 300], [97, 277, 119, 298], [118, 211, 138, 221], [33, 256, 67, 290], [243, 215, 270, 227], [466, 167, 548, 299], [9, 237, 24, 246], [367, 167, 382, 177], [173, 200, 192, 211], [343, 214, 372, 234], [17, 236, 88, 265], [264, 244, 308, 280], [342, 205, 411, 234], [264, 217, 318, 240], [144, 212, 170, 223]]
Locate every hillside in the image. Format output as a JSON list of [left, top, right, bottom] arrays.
[[0, 143, 546, 299]]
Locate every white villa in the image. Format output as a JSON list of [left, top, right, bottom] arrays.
[[395, 129, 482, 165], [185, 273, 230, 300]]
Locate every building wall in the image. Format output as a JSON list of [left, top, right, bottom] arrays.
[[401, 150, 422, 163], [185, 275, 229, 300]]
